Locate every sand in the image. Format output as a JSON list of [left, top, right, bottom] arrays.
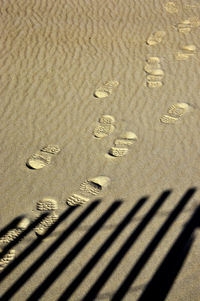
[[0, 0, 200, 300]]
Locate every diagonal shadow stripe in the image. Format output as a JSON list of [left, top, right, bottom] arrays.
[[0, 201, 100, 300], [0, 205, 77, 282], [26, 201, 122, 301], [0, 213, 49, 259], [138, 205, 200, 301], [111, 188, 196, 300], [0, 217, 25, 238], [82, 190, 171, 301], [57, 196, 148, 300]]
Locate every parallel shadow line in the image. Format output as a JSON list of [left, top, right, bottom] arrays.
[[82, 190, 172, 301], [0, 203, 83, 282], [111, 188, 196, 300], [0, 201, 100, 300], [26, 201, 122, 301], [58, 197, 148, 300], [0, 213, 49, 259], [0, 217, 25, 238], [138, 205, 200, 301]]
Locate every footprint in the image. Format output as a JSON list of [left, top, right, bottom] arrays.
[[144, 57, 164, 88], [93, 115, 115, 138], [114, 131, 138, 146], [80, 176, 111, 195], [0, 249, 16, 271], [41, 145, 61, 155], [160, 102, 190, 124], [160, 115, 179, 124], [177, 17, 200, 33], [26, 144, 60, 169], [167, 103, 190, 117], [146, 31, 166, 46], [164, 1, 178, 14], [35, 212, 58, 236], [0, 217, 30, 245], [67, 176, 111, 206], [175, 45, 196, 61], [107, 131, 138, 158], [108, 147, 129, 157], [94, 81, 119, 98], [36, 198, 58, 211], [66, 194, 90, 206]]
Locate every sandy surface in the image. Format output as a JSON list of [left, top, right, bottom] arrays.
[[0, 0, 200, 300]]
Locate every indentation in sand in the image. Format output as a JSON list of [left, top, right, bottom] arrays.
[[93, 124, 115, 138], [99, 115, 115, 124], [41, 145, 61, 155], [177, 17, 200, 33], [114, 131, 138, 146], [0, 249, 15, 271], [160, 102, 190, 123], [144, 57, 164, 88], [94, 81, 119, 98], [160, 115, 179, 124], [17, 217, 31, 230], [35, 212, 58, 236], [0, 217, 30, 245], [147, 57, 161, 64], [167, 103, 190, 117], [66, 194, 90, 206], [93, 115, 115, 138], [80, 176, 111, 195], [107, 131, 138, 158], [108, 147, 129, 157], [36, 198, 58, 211], [0, 229, 21, 245], [27, 153, 52, 169], [164, 2, 178, 14], [27, 145, 60, 169], [175, 45, 196, 60], [146, 31, 166, 46]]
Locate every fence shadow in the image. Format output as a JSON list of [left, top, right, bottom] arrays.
[[0, 188, 198, 301], [109, 188, 196, 301], [0, 213, 49, 259], [138, 204, 200, 301]]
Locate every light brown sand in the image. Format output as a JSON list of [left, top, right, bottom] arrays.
[[0, 0, 200, 300]]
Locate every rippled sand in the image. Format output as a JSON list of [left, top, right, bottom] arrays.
[[0, 0, 200, 300]]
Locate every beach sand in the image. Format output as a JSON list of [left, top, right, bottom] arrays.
[[0, 0, 200, 300]]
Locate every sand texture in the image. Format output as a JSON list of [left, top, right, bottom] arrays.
[[0, 0, 200, 300]]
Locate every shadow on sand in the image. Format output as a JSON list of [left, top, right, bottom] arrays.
[[0, 188, 198, 301]]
